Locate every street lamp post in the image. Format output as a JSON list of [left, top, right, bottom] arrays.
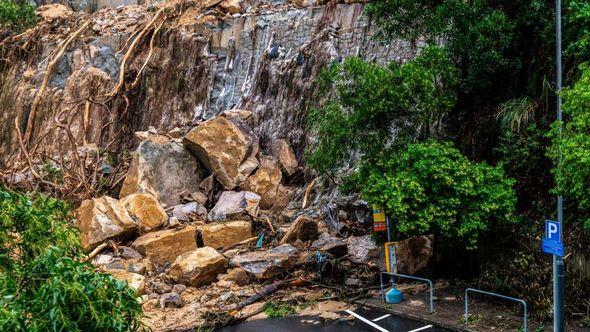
[[555, 0, 565, 331]]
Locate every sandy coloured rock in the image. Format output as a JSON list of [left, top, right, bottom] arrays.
[[168, 247, 228, 287], [240, 157, 287, 209], [132, 226, 197, 266], [199, 220, 252, 249], [272, 139, 299, 176], [120, 135, 202, 207], [183, 116, 259, 190], [75, 196, 137, 250], [395, 235, 433, 275], [208, 191, 261, 221], [121, 193, 167, 232]]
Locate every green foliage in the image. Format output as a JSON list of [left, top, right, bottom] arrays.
[[307, 46, 458, 175], [0, 188, 144, 331], [263, 301, 296, 318], [0, 0, 36, 33], [548, 64, 590, 228], [365, 0, 517, 93], [355, 141, 516, 248], [0, 188, 80, 270]]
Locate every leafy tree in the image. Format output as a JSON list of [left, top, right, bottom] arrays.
[[0, 188, 144, 331], [548, 64, 590, 228], [307, 46, 458, 176], [0, 0, 36, 33], [353, 141, 516, 249]]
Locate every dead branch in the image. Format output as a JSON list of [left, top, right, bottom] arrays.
[[83, 242, 110, 262], [130, 18, 166, 89], [13, 115, 40, 179], [106, 8, 165, 98], [23, 21, 90, 146]]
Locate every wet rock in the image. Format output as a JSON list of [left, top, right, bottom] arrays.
[[280, 215, 318, 245], [346, 235, 384, 269], [272, 139, 299, 176], [208, 191, 261, 221], [120, 135, 202, 207], [132, 226, 197, 266], [106, 269, 146, 295], [190, 191, 208, 205], [395, 235, 433, 275], [173, 284, 187, 294], [199, 175, 215, 196], [160, 292, 184, 308], [345, 278, 362, 287], [168, 247, 228, 287], [230, 244, 299, 279], [75, 196, 137, 250], [121, 193, 167, 232], [221, 267, 250, 286], [311, 233, 348, 257], [118, 246, 143, 260], [151, 281, 172, 294], [241, 157, 286, 209], [221, 108, 253, 121], [183, 116, 259, 190], [171, 202, 207, 222], [199, 220, 252, 249]]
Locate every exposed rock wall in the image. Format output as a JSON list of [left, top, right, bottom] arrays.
[[0, 1, 420, 169]]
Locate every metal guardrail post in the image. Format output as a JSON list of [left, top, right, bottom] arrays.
[[464, 288, 528, 332], [379, 272, 434, 313]]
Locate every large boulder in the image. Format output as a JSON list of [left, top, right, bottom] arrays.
[[311, 233, 348, 257], [230, 244, 298, 279], [121, 193, 167, 233], [208, 191, 261, 221], [395, 235, 433, 275], [132, 226, 197, 266], [241, 157, 289, 209], [76, 196, 137, 250], [168, 247, 228, 287], [280, 215, 318, 244], [120, 135, 202, 207], [199, 220, 252, 249], [271, 139, 299, 176], [183, 116, 259, 190]]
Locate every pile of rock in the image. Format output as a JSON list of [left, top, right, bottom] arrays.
[[75, 109, 310, 304]]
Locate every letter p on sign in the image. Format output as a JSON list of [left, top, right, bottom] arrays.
[[546, 220, 561, 242]]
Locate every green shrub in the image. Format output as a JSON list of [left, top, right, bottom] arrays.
[[263, 301, 296, 318], [0, 0, 36, 33], [0, 188, 144, 331], [354, 141, 516, 249], [307, 46, 458, 176]]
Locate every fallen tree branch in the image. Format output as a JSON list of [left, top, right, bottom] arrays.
[[23, 21, 90, 146], [230, 277, 299, 316]]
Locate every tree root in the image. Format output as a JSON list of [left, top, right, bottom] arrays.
[[23, 21, 90, 146], [131, 18, 166, 89], [106, 8, 165, 98]]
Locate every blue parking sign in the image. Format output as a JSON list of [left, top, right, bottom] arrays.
[[542, 220, 563, 257]]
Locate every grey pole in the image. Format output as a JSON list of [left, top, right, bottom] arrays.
[[555, 0, 565, 330]]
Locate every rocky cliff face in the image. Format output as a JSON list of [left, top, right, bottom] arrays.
[[0, 0, 419, 171]]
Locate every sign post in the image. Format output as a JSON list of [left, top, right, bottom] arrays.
[[541, 220, 565, 331]]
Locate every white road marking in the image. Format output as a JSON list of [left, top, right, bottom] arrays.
[[345, 310, 389, 332], [372, 314, 391, 322], [408, 325, 433, 332]]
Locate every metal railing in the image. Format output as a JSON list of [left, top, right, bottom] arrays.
[[464, 288, 528, 332], [379, 272, 434, 313]]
